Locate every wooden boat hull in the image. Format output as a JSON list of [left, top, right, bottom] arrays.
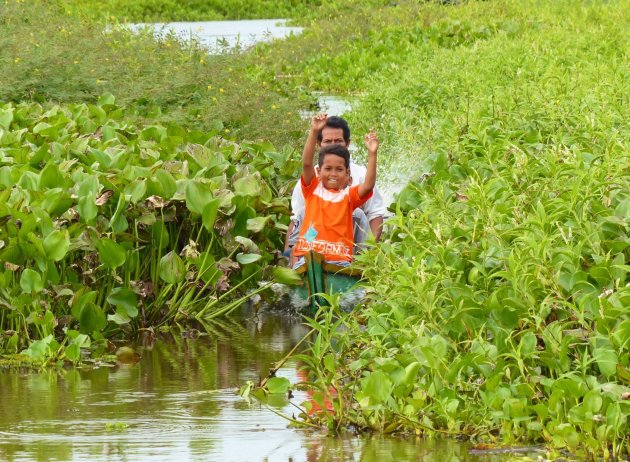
[[294, 250, 360, 313]]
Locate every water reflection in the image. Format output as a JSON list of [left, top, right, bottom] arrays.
[[0, 310, 533, 462]]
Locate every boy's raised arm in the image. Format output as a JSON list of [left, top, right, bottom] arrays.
[[358, 129, 378, 198], [302, 114, 327, 186]]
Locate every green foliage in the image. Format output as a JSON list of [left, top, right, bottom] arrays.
[[284, 0, 630, 458], [0, 99, 297, 361]]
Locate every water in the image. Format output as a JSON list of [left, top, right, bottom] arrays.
[[0, 308, 538, 462], [126, 19, 302, 53]]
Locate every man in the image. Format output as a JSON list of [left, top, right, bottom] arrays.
[[283, 115, 386, 256]]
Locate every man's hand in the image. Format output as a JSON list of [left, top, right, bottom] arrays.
[[311, 113, 328, 133], [364, 129, 379, 154]]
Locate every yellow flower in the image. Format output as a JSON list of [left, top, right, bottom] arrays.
[[74, 60, 79, 64], [207, 85, 212, 90], [14, 57, 20, 63], [271, 104, 277, 110], [199, 59, 205, 64], [212, 97, 217, 101], [260, 109, 264, 113], [224, 129, 230, 133], [219, 88, 224, 93]]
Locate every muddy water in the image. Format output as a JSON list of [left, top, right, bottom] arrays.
[[0, 309, 534, 462]]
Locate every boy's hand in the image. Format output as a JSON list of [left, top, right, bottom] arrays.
[[311, 113, 328, 133], [364, 129, 379, 154]]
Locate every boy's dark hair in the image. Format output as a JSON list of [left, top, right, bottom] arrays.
[[318, 144, 350, 169], [317, 116, 351, 144]]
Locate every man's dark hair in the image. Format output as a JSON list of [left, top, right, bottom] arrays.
[[317, 116, 350, 144], [318, 144, 350, 169]]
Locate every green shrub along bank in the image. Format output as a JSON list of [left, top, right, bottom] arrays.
[[287, 0, 630, 459], [0, 97, 299, 364]]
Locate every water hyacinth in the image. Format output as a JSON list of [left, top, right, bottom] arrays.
[[280, 0, 630, 458], [0, 96, 298, 362]]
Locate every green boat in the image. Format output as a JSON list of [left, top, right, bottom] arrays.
[[294, 250, 361, 313]]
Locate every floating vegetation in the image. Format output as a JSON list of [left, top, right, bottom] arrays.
[[0, 96, 298, 362]]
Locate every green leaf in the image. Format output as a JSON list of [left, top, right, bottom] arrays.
[[201, 198, 220, 231], [519, 331, 537, 358], [236, 253, 262, 265], [39, 162, 63, 190], [77, 176, 98, 222], [155, 170, 177, 199], [272, 267, 302, 286], [65, 343, 81, 362], [234, 173, 262, 197], [124, 180, 147, 204], [246, 216, 272, 233], [78, 302, 106, 334], [403, 362, 421, 386], [97, 93, 116, 106], [583, 390, 603, 413], [360, 370, 393, 405], [96, 238, 127, 269], [159, 251, 185, 284], [106, 288, 138, 317], [185, 180, 214, 215], [109, 194, 128, 233], [20, 269, 44, 293], [141, 125, 167, 142], [71, 290, 97, 319], [266, 377, 290, 394], [107, 308, 132, 325], [196, 252, 220, 284], [0, 106, 13, 129], [592, 338, 618, 378], [43, 230, 70, 262], [151, 221, 170, 250]]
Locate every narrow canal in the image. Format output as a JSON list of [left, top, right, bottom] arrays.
[[0, 308, 537, 462]]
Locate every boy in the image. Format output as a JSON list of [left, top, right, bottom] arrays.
[[292, 114, 378, 268]]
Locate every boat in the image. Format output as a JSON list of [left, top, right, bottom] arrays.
[[293, 250, 361, 313]]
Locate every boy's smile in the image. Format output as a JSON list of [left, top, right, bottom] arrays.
[[320, 154, 349, 191]]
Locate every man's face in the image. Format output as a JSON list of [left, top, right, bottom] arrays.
[[319, 127, 348, 148]]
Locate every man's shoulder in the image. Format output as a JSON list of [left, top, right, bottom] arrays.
[[350, 160, 367, 175]]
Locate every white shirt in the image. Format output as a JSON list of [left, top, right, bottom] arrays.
[[290, 160, 386, 222]]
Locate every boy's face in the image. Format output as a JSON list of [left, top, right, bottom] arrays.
[[320, 154, 349, 191], [319, 127, 349, 148]]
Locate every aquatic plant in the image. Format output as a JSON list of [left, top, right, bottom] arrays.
[[261, 0, 630, 458], [0, 97, 298, 362]]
